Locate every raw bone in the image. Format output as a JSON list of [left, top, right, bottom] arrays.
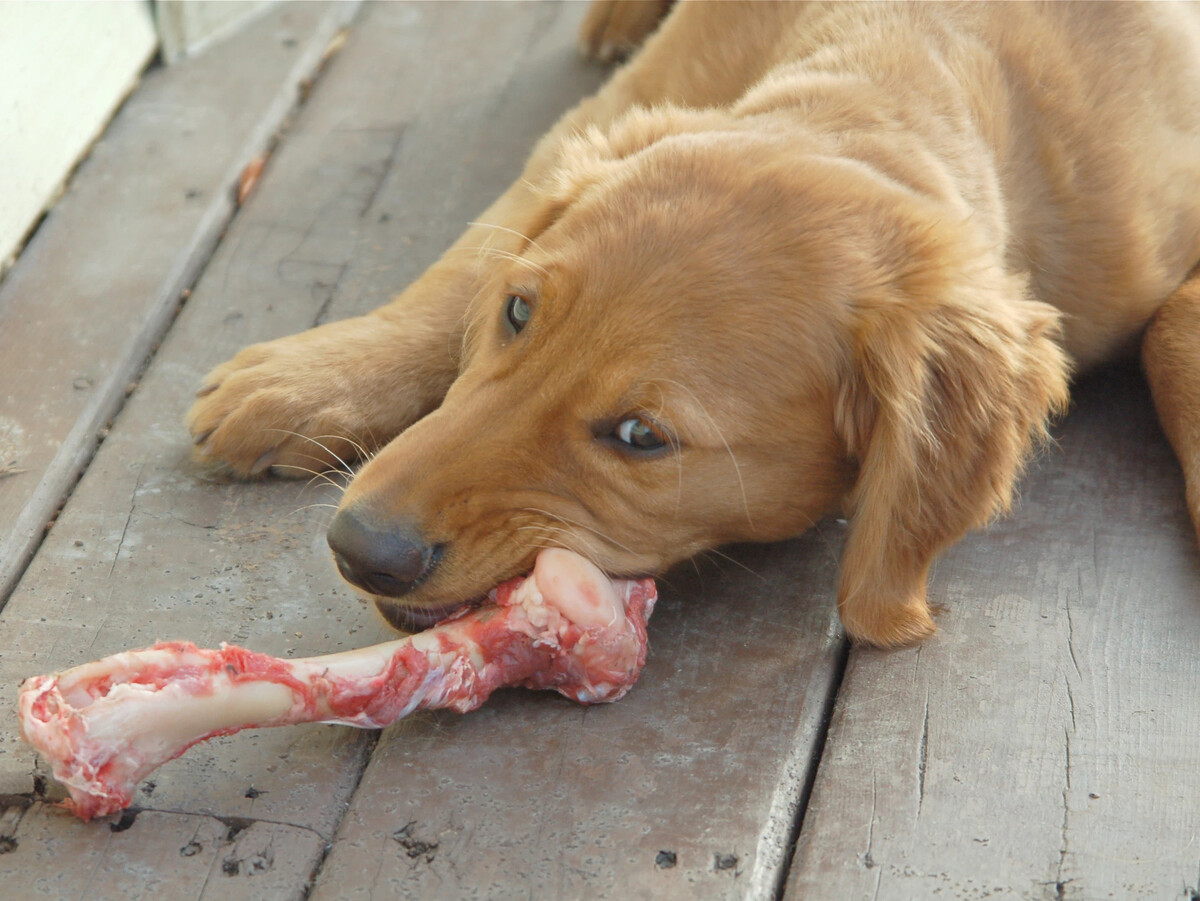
[[18, 549, 656, 820]]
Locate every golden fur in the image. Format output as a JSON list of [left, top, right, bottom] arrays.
[[188, 1, 1200, 647]]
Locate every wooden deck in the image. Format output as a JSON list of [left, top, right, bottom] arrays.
[[0, 4, 1197, 899]]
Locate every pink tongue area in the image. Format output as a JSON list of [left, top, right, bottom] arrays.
[[530, 548, 623, 627]]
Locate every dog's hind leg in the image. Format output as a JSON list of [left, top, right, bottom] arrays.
[[1143, 272, 1200, 540], [579, 0, 674, 63]]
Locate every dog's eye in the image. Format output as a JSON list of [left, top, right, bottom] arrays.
[[506, 294, 531, 333], [614, 417, 667, 451]]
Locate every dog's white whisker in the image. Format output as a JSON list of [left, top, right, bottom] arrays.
[[270, 463, 350, 495], [289, 502, 341, 516], [314, 432, 371, 469], [700, 547, 767, 582], [654, 378, 755, 533], [468, 221, 547, 256], [475, 246, 550, 278], [515, 520, 607, 573], [305, 433, 366, 480], [649, 384, 685, 520], [519, 506, 641, 561], [459, 274, 501, 362], [263, 429, 357, 480], [287, 453, 355, 489], [349, 425, 381, 471]]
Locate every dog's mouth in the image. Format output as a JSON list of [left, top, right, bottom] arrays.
[[374, 597, 479, 632], [369, 551, 651, 633], [327, 504, 654, 634]]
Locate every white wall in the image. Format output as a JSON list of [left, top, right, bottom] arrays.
[[0, 1, 157, 273]]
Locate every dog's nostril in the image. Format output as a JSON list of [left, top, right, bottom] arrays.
[[327, 508, 442, 597], [332, 551, 354, 582]]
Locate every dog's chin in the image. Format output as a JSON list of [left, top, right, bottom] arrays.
[[374, 597, 476, 632]]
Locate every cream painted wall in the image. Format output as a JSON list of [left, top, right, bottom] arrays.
[[0, 1, 157, 273]]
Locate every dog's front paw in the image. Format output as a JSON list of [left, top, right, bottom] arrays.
[[838, 594, 937, 649], [186, 326, 378, 479], [579, 0, 672, 63]]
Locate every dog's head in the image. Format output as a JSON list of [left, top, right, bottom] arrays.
[[329, 108, 1069, 641]]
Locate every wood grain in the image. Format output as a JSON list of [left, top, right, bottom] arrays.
[[0, 802, 326, 900], [787, 363, 1200, 899], [307, 530, 845, 901], [0, 1, 356, 608]]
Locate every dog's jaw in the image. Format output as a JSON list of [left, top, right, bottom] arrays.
[[371, 548, 633, 634], [374, 597, 476, 632]]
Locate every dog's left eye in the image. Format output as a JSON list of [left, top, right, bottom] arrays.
[[506, 294, 531, 333], [614, 417, 668, 451]]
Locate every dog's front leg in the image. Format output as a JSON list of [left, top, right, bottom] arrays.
[[186, 0, 772, 477], [186, 44, 675, 477], [187, 66, 651, 477], [186, 260, 468, 477], [1144, 273, 1200, 540], [186, 165, 575, 478]]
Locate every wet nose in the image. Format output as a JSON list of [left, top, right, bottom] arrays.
[[326, 506, 442, 597]]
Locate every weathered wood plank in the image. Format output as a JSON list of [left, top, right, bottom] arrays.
[[0, 0, 357, 607], [786, 363, 1200, 899], [0, 802, 326, 900], [307, 533, 844, 901], [0, 0, 620, 894], [0, 0, 483, 831]]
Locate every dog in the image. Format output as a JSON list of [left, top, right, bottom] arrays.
[[186, 1, 1200, 648]]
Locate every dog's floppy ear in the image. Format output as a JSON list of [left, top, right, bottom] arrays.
[[833, 228, 1070, 647]]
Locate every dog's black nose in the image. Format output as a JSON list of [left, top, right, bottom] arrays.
[[326, 507, 442, 597]]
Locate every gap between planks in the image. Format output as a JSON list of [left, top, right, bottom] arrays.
[[0, 1, 362, 614]]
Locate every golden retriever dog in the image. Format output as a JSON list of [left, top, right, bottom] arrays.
[[186, 1, 1200, 648]]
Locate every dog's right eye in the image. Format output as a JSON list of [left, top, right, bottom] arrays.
[[506, 294, 531, 333], [613, 417, 668, 451]]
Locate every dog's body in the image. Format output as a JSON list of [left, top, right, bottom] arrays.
[[188, 1, 1200, 647]]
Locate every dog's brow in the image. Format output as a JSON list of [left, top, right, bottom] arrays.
[[468, 221, 548, 256], [475, 246, 549, 278]]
